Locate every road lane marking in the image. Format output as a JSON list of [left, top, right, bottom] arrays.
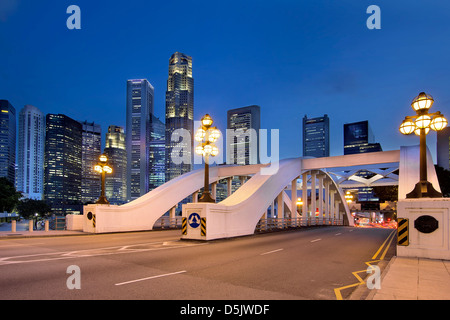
[[0, 241, 207, 266], [310, 239, 321, 242], [334, 229, 396, 300], [335, 233, 342, 236], [115, 270, 187, 286], [260, 248, 283, 256], [371, 229, 396, 260]]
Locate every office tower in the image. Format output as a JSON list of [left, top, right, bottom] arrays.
[[227, 105, 261, 165], [80, 121, 102, 204], [0, 100, 16, 184], [165, 52, 194, 182], [303, 114, 330, 158], [343, 120, 382, 155], [149, 115, 165, 191], [104, 125, 127, 204], [44, 114, 82, 215], [126, 79, 154, 201], [437, 126, 450, 170], [17, 105, 45, 200], [343, 120, 382, 203]]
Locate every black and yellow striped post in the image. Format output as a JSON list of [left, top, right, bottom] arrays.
[[397, 218, 409, 246], [92, 214, 96, 228], [201, 218, 206, 237], [182, 217, 187, 235]]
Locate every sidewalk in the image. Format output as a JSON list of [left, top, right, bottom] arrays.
[[367, 256, 450, 300]]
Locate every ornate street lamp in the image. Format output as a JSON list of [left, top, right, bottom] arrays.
[[94, 153, 113, 204], [399, 92, 448, 198], [195, 114, 220, 203]]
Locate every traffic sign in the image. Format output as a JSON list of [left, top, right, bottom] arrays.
[[188, 213, 201, 228]]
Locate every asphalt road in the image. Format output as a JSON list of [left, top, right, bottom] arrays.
[[0, 226, 395, 300]]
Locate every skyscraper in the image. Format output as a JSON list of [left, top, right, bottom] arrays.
[[126, 79, 154, 201], [44, 114, 82, 215], [343, 120, 382, 202], [165, 52, 194, 182], [303, 114, 330, 158], [80, 121, 102, 204], [227, 105, 261, 165], [17, 105, 45, 200], [149, 115, 165, 191], [343, 120, 382, 155], [104, 125, 127, 204], [0, 100, 16, 184]]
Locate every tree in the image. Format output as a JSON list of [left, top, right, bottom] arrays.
[[435, 165, 450, 197], [0, 177, 22, 212], [372, 185, 398, 202], [16, 199, 52, 229]]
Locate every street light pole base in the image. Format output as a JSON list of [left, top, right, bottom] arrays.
[[198, 192, 216, 203], [406, 181, 443, 199], [96, 196, 110, 205]]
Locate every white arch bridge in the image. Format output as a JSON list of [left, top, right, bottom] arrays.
[[77, 145, 441, 240]]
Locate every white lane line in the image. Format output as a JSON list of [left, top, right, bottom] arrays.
[[335, 233, 342, 236], [310, 238, 322, 243], [115, 270, 187, 286], [260, 248, 284, 256]]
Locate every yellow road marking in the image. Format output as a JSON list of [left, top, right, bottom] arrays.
[[334, 229, 395, 300]]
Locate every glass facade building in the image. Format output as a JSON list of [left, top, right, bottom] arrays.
[[149, 115, 165, 191], [303, 114, 330, 158], [80, 121, 102, 204], [165, 52, 194, 183], [0, 100, 16, 184], [227, 105, 261, 165], [104, 125, 127, 204], [126, 79, 154, 201], [343, 120, 382, 155], [44, 114, 83, 215], [17, 105, 45, 200]]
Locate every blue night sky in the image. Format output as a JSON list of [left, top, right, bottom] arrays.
[[1, 0, 449, 161]]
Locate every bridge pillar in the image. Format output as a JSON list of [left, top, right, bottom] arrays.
[[324, 180, 330, 224], [291, 178, 298, 227], [330, 190, 336, 222], [211, 182, 217, 201], [277, 191, 284, 228], [302, 172, 308, 226], [318, 175, 324, 224], [227, 177, 232, 197], [311, 172, 316, 223]]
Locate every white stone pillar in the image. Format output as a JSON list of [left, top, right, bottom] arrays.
[[302, 172, 308, 225], [277, 191, 284, 228], [170, 206, 176, 227], [330, 190, 335, 222], [227, 177, 232, 196], [318, 175, 324, 224], [291, 178, 298, 227], [311, 172, 316, 221], [211, 182, 217, 201], [324, 180, 330, 224]]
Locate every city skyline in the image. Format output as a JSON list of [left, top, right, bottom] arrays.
[[1, 1, 449, 162]]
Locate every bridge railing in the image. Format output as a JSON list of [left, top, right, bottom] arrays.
[[255, 217, 343, 233]]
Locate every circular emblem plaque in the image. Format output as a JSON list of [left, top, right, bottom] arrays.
[[414, 215, 439, 233]]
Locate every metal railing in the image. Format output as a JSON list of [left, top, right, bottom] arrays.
[[154, 216, 183, 229]]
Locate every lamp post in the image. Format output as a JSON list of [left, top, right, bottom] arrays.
[[94, 154, 113, 204], [195, 114, 220, 203], [399, 92, 448, 198]]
